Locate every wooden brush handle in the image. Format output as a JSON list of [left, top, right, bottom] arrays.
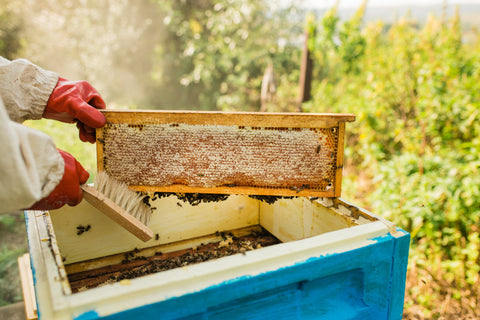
[[81, 185, 153, 242]]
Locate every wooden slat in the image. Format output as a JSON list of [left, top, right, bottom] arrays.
[[18, 253, 38, 320], [100, 110, 355, 128], [129, 184, 335, 197], [334, 122, 346, 197]]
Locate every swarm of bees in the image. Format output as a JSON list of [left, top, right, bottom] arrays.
[[76, 224, 91, 236]]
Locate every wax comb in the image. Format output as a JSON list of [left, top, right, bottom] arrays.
[[96, 110, 355, 198]]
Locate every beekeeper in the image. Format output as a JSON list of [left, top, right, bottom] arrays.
[[0, 56, 106, 214]]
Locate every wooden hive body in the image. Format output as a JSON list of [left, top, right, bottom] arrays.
[[23, 196, 409, 320]]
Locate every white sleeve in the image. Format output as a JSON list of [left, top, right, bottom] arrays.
[[0, 56, 59, 123], [0, 98, 64, 213]]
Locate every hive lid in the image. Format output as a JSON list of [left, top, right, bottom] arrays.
[[96, 110, 355, 198]]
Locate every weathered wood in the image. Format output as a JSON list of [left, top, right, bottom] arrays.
[[81, 185, 154, 242]]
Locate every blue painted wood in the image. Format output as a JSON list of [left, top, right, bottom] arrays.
[[74, 229, 409, 320], [388, 229, 411, 320]]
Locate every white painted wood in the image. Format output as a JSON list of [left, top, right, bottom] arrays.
[[25, 211, 72, 320], [63, 222, 391, 319], [50, 195, 259, 264], [259, 198, 356, 242], [25, 196, 399, 319]]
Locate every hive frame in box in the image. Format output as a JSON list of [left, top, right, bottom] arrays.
[[24, 196, 409, 320]]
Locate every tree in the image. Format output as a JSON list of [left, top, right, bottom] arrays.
[[0, 0, 23, 59], [152, 0, 303, 110]]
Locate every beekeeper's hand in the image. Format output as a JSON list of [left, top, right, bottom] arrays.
[[29, 149, 89, 210], [43, 77, 106, 143]]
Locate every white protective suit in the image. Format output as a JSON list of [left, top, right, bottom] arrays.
[[0, 56, 64, 214]]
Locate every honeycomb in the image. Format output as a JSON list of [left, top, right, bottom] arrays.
[[99, 121, 340, 195]]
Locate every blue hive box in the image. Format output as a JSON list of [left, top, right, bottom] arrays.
[[23, 195, 409, 320]]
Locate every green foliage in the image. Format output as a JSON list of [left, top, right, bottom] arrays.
[[0, 211, 27, 306], [153, 0, 303, 110], [0, 245, 24, 306], [24, 119, 97, 183], [0, 0, 23, 59], [308, 5, 480, 312], [0, 215, 17, 231]]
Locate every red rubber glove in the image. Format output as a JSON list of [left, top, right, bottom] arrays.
[[29, 150, 89, 210], [44, 77, 106, 143]]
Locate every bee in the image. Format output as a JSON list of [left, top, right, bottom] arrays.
[[76, 224, 91, 235]]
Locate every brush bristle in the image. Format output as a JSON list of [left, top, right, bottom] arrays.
[[94, 171, 152, 226]]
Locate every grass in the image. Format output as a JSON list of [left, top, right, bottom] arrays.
[[0, 212, 28, 306], [0, 119, 95, 306]]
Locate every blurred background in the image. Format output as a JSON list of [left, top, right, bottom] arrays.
[[1, 0, 479, 319]]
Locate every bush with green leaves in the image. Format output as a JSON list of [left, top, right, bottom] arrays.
[[307, 3, 480, 313]]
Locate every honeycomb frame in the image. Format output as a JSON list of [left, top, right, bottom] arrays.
[[96, 110, 355, 198]]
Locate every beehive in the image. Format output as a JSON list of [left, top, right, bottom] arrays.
[[21, 110, 410, 320], [24, 196, 410, 320], [97, 111, 355, 197]]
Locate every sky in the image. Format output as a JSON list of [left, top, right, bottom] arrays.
[[301, 0, 480, 8]]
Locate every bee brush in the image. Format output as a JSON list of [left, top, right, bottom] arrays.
[[81, 171, 154, 242]]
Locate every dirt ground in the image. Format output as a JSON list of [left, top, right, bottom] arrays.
[[403, 264, 479, 319]]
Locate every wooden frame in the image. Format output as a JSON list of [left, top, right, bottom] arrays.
[[96, 110, 354, 198], [18, 253, 38, 320]]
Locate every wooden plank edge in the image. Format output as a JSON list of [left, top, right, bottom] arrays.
[[17, 253, 38, 320], [334, 122, 346, 198], [101, 110, 355, 128], [129, 184, 335, 198], [96, 127, 104, 172]]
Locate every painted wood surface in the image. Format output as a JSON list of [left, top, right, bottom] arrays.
[[50, 195, 259, 264], [259, 197, 358, 242], [69, 227, 409, 320], [49, 196, 373, 265], [25, 197, 409, 320]]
